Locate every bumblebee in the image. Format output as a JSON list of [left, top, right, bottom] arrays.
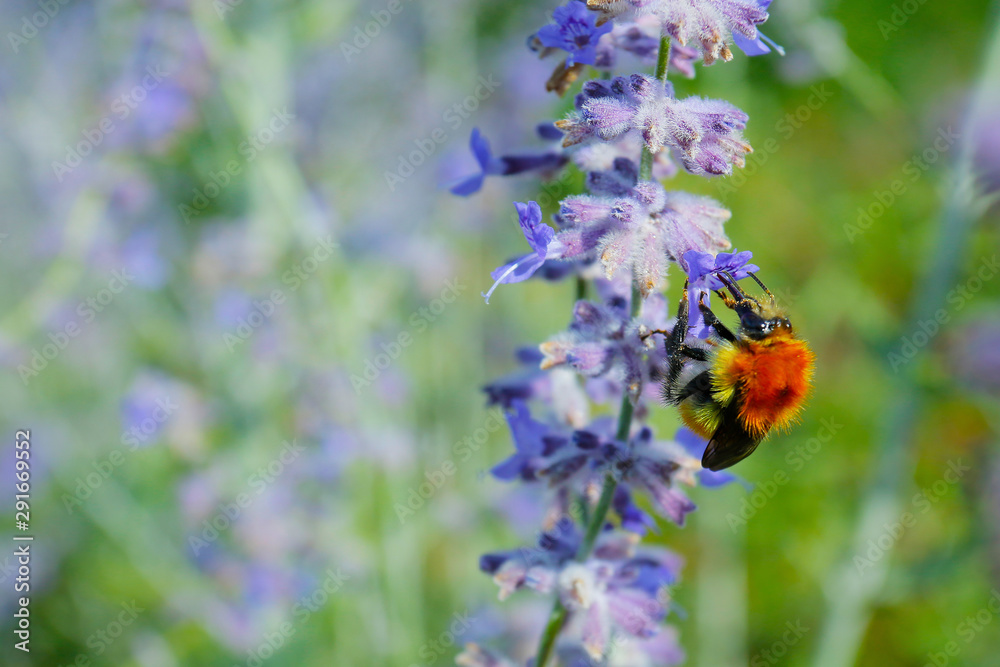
[[663, 273, 815, 471]]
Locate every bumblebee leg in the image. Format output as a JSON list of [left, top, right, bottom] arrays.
[[714, 288, 738, 309], [664, 285, 711, 402], [639, 328, 671, 342], [664, 287, 689, 399], [698, 293, 738, 343]]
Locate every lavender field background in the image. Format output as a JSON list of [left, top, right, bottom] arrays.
[[1, 0, 1000, 665]]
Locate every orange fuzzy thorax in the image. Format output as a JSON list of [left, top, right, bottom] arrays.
[[711, 330, 815, 438]]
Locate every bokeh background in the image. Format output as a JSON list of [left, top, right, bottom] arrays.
[[1, 0, 999, 666]]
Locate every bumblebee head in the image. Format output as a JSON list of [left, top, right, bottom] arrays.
[[717, 272, 793, 340]]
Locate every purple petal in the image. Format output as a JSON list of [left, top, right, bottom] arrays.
[[566, 341, 614, 375], [580, 604, 608, 659], [733, 32, 771, 56], [597, 227, 631, 279], [482, 254, 547, 304], [644, 480, 697, 526], [499, 153, 567, 175], [536, 23, 567, 49], [449, 173, 486, 197], [607, 588, 663, 637], [583, 97, 636, 140], [559, 195, 615, 226], [470, 127, 493, 169], [514, 201, 554, 257], [537, 122, 565, 141], [491, 401, 548, 480], [683, 250, 717, 282]]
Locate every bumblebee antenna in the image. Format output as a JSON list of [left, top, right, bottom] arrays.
[[746, 272, 776, 303]]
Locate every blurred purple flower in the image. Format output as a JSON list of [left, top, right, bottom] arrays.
[[121, 371, 177, 449], [950, 318, 1000, 394], [451, 129, 568, 196], [126, 82, 196, 146], [538, 293, 671, 404], [614, 485, 657, 535], [492, 401, 565, 482], [973, 99, 1000, 200], [674, 428, 740, 487], [451, 128, 506, 196], [121, 227, 170, 288], [603, 427, 697, 526], [481, 518, 582, 599], [554, 533, 682, 660]]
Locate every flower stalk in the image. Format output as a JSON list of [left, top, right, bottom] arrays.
[[456, 2, 779, 665], [534, 33, 671, 667]]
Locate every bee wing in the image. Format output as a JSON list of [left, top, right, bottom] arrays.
[[703, 432, 760, 471], [703, 401, 761, 471]]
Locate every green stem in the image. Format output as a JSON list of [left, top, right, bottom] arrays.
[[639, 36, 671, 182], [534, 37, 670, 667], [811, 11, 1000, 667], [534, 602, 570, 667]]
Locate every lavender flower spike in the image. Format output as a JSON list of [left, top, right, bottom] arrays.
[[557, 74, 753, 177], [453, 1, 793, 663], [482, 201, 566, 304], [586, 0, 770, 65]]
